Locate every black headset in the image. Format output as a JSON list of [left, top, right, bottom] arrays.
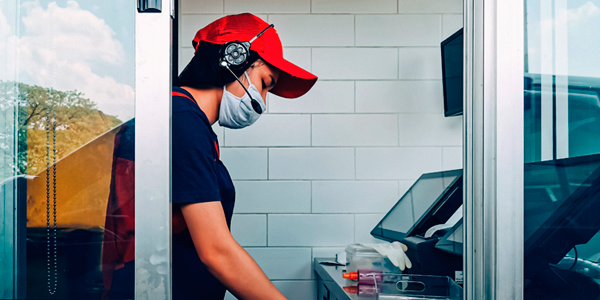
[[218, 24, 274, 115]]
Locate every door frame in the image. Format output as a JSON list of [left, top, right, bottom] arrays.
[[135, 0, 173, 298], [463, 0, 525, 299]]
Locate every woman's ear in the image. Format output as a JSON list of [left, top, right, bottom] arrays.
[[250, 59, 265, 68]]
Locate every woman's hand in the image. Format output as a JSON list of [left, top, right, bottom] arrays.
[[180, 201, 287, 300]]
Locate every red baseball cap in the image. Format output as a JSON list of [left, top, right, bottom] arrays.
[[192, 13, 318, 99]]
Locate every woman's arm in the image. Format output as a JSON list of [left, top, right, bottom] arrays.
[[180, 201, 287, 300]]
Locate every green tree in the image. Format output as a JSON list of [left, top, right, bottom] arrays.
[[0, 81, 122, 177]]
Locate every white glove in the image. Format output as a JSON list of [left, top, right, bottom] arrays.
[[361, 242, 412, 271]]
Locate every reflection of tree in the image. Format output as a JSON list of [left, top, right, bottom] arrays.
[[0, 81, 122, 177]]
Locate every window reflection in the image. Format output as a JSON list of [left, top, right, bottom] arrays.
[[0, 1, 135, 298], [524, 0, 600, 299]]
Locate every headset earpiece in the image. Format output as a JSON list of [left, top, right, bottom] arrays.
[[218, 24, 274, 69], [219, 41, 251, 68]]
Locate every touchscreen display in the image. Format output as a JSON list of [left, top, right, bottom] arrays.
[[525, 154, 600, 245], [372, 170, 461, 242]]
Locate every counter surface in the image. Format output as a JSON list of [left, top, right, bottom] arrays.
[[314, 258, 463, 300], [314, 258, 357, 300]]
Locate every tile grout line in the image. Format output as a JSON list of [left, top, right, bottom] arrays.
[[440, 146, 445, 170], [353, 81, 357, 113], [310, 181, 313, 213], [397, 47, 400, 79], [310, 114, 313, 147], [353, 14, 357, 47], [309, 46, 313, 71], [439, 13, 443, 40], [354, 147, 357, 180], [353, 214, 357, 243]]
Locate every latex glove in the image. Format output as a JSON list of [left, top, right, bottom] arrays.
[[361, 242, 412, 271]]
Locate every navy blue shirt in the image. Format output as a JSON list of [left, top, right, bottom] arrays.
[[171, 86, 235, 300]]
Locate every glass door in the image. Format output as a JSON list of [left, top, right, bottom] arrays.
[[523, 0, 600, 299], [1, 1, 141, 298]]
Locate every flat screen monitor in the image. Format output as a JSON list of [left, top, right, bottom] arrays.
[[370, 169, 462, 242], [524, 153, 600, 267], [430, 154, 600, 270], [441, 28, 463, 117]]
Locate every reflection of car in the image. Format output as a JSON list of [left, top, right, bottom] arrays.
[[27, 227, 105, 299], [13, 121, 127, 299], [524, 73, 600, 162]]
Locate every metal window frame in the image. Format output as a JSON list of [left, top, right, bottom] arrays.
[[135, 0, 173, 299], [0, 0, 26, 298], [464, 0, 524, 299]]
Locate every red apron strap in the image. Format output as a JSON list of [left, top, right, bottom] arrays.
[[173, 90, 219, 160], [172, 91, 197, 104], [214, 141, 219, 160]]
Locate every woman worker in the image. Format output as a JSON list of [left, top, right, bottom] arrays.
[[102, 13, 318, 300], [171, 12, 318, 300]]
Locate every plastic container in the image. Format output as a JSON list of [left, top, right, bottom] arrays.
[[345, 244, 399, 273]]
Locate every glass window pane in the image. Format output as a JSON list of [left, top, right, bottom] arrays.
[[1, 1, 135, 299], [524, 0, 600, 299]]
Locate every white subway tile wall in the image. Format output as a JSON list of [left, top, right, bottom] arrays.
[[356, 147, 443, 179], [245, 247, 313, 279], [230, 214, 267, 246], [269, 81, 355, 113], [181, 0, 223, 13], [268, 15, 355, 47], [224, 114, 311, 146], [443, 146, 463, 170], [179, 1, 463, 298], [355, 214, 387, 243], [312, 181, 399, 213], [313, 48, 399, 80], [398, 114, 462, 146], [355, 81, 443, 113], [312, 114, 399, 146], [398, 47, 443, 79], [269, 148, 355, 179], [268, 214, 355, 246], [224, 0, 310, 14], [281, 47, 312, 72], [398, 0, 463, 13], [355, 15, 441, 47], [442, 14, 463, 39], [233, 181, 311, 213], [312, 0, 397, 13], [220, 148, 268, 179]]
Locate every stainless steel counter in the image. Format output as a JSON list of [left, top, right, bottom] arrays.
[[314, 258, 463, 300], [314, 258, 358, 300]]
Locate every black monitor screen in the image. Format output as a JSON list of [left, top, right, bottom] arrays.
[[441, 28, 463, 117], [433, 154, 600, 262], [525, 154, 600, 261], [371, 170, 462, 242]]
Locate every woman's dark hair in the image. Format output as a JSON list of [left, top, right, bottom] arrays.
[[175, 41, 260, 89]]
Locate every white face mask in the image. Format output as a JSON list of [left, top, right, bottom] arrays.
[[218, 71, 266, 129]]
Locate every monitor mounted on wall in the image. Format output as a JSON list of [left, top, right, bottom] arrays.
[[441, 28, 464, 117]]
